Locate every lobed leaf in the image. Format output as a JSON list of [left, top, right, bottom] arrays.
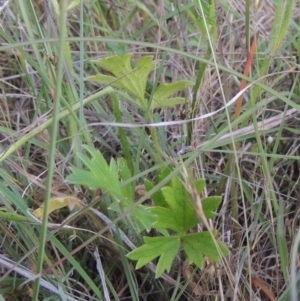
[[150, 206, 183, 232], [152, 81, 193, 109], [66, 145, 122, 200], [88, 54, 154, 107], [152, 97, 187, 109], [127, 236, 180, 278], [182, 232, 230, 269], [144, 167, 173, 207], [132, 206, 156, 233], [202, 196, 222, 218], [195, 178, 206, 194], [117, 158, 134, 204], [159, 177, 199, 233], [144, 179, 168, 207]]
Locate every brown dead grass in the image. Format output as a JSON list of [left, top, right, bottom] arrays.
[[0, 0, 299, 300]]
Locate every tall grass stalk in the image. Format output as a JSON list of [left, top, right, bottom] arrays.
[[0, 1, 298, 299], [31, 1, 68, 299], [0, 87, 114, 163]]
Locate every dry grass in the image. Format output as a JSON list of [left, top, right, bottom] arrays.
[[0, 0, 299, 300]]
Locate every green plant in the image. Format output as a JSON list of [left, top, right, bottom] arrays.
[[66, 145, 154, 236], [66, 145, 229, 279], [87, 54, 193, 111], [186, 0, 217, 145], [127, 171, 230, 278], [1, 0, 298, 298], [86, 53, 194, 165]]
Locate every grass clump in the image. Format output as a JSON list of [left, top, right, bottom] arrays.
[[0, 0, 300, 300]]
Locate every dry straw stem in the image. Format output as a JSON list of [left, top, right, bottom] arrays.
[[85, 68, 298, 130], [0, 255, 78, 301], [17, 206, 182, 290], [0, 87, 114, 163], [180, 164, 237, 297], [191, 107, 296, 152]]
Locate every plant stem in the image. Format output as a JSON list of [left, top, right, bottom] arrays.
[[32, 1, 68, 299], [111, 93, 134, 174], [0, 87, 115, 163]]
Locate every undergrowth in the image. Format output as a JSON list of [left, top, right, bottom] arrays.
[[0, 0, 300, 300]]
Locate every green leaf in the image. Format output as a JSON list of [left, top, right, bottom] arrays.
[[153, 81, 194, 100], [66, 168, 101, 190], [150, 206, 183, 232], [107, 42, 126, 56], [144, 166, 173, 207], [182, 232, 230, 269], [87, 74, 128, 89], [195, 179, 206, 195], [87, 54, 155, 107], [117, 158, 134, 204], [108, 201, 121, 213], [192, 0, 216, 39], [127, 236, 180, 278], [132, 206, 156, 232], [202, 196, 222, 218], [94, 53, 132, 77], [152, 97, 187, 109], [144, 179, 168, 207], [152, 81, 193, 109], [150, 177, 199, 233], [66, 145, 122, 200], [117, 158, 131, 181]]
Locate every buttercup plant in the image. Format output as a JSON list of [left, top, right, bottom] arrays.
[[128, 169, 229, 278]]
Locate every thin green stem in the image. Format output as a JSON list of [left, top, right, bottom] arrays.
[[111, 93, 134, 174], [245, 0, 250, 50], [32, 1, 68, 299], [78, 0, 85, 164], [187, 48, 211, 145], [0, 87, 114, 162]]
